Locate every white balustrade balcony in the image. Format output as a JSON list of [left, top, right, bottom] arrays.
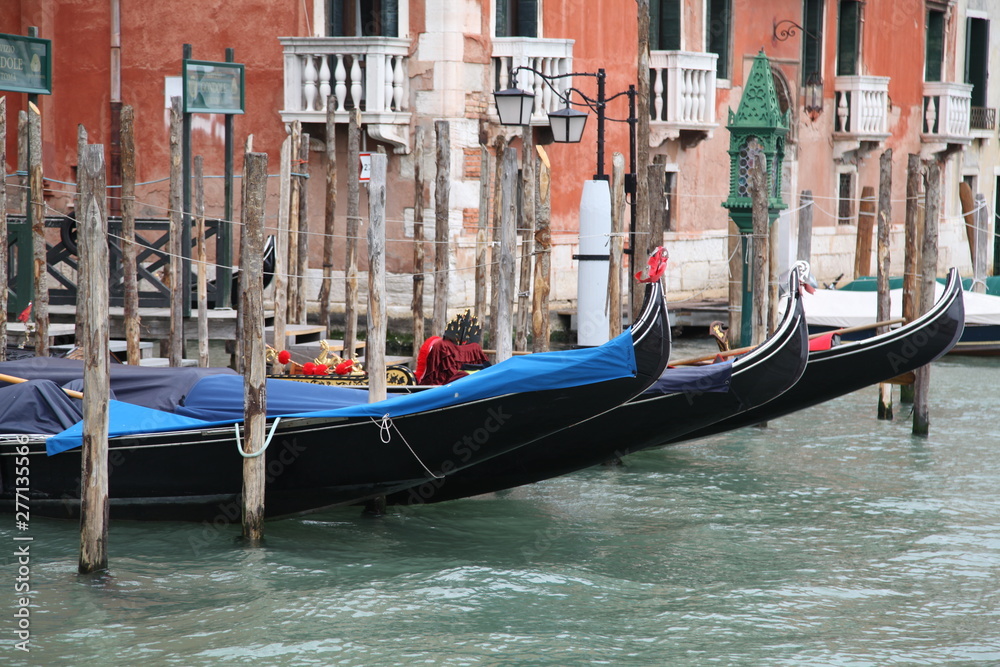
[[649, 50, 718, 144], [491, 37, 575, 125], [833, 76, 891, 143], [280, 36, 411, 152], [922, 81, 973, 145]]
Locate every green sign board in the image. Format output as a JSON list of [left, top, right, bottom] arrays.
[[183, 59, 244, 114], [0, 33, 52, 95]]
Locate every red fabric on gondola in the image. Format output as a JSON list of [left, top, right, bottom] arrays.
[[808, 332, 837, 351], [414, 336, 442, 383], [421, 338, 490, 385]]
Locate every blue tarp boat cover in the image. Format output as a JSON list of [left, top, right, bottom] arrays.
[[43, 329, 638, 456]]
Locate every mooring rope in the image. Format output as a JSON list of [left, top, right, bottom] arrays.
[[234, 417, 282, 459], [372, 414, 445, 479]]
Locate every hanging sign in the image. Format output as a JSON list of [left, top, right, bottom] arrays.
[[0, 33, 51, 95], [359, 153, 371, 182], [183, 59, 245, 114]]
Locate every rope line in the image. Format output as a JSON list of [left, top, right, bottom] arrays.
[[372, 414, 444, 479]]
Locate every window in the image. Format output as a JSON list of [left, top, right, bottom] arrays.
[[966, 17, 989, 107], [925, 9, 945, 82], [836, 0, 861, 76], [496, 0, 537, 38], [706, 0, 732, 80], [802, 0, 824, 84], [329, 0, 398, 37], [838, 172, 854, 224], [651, 0, 681, 51], [664, 171, 676, 232]]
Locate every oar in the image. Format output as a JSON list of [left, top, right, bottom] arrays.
[[0, 372, 84, 399], [669, 317, 907, 367]]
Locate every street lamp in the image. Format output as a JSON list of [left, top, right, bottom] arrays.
[[494, 86, 535, 127], [547, 106, 588, 143]]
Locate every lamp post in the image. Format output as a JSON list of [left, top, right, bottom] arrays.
[[494, 67, 638, 345]]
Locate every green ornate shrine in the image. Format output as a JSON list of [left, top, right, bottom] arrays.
[[722, 50, 789, 345]]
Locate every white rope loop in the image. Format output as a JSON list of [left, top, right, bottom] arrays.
[[234, 417, 282, 459], [371, 414, 445, 479]]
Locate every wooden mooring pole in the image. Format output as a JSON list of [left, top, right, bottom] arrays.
[[488, 136, 507, 354], [433, 120, 450, 335], [749, 145, 769, 346], [531, 145, 552, 353], [855, 186, 876, 279], [411, 126, 426, 357], [295, 131, 310, 325], [496, 147, 517, 363], [318, 98, 337, 335], [120, 104, 141, 365], [75, 125, 88, 346], [476, 144, 490, 326], [913, 159, 940, 436], [195, 155, 209, 367], [78, 143, 110, 574], [367, 154, 388, 403], [272, 135, 291, 370], [609, 152, 626, 340], [876, 149, 893, 420], [286, 122, 301, 325], [240, 151, 269, 544], [0, 97, 6, 361], [901, 154, 922, 404], [973, 193, 988, 293], [344, 109, 361, 360], [516, 128, 535, 351], [168, 97, 184, 366], [29, 102, 48, 357]]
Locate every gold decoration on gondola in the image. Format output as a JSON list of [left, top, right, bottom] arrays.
[[265, 344, 416, 386]]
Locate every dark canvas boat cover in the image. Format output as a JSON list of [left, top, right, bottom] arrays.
[[0, 380, 85, 435], [44, 329, 638, 455], [644, 360, 733, 396]]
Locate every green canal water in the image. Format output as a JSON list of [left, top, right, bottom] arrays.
[[4, 346, 999, 666]]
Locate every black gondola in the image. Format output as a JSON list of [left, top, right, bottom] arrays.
[[0, 281, 670, 522], [386, 272, 810, 505], [655, 267, 965, 446]]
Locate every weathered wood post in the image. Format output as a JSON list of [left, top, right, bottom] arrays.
[[959, 181, 976, 263], [913, 159, 940, 435], [749, 146, 769, 346], [78, 143, 110, 574], [367, 154, 388, 402], [120, 105, 140, 365], [516, 128, 536, 351], [295, 132, 311, 324], [973, 193, 988, 293], [876, 149, 893, 420], [344, 109, 362, 359], [411, 126, 426, 357], [488, 136, 506, 354], [901, 154, 922, 404], [433, 120, 451, 335], [0, 97, 6, 360], [318, 98, 337, 334], [634, 0, 651, 323], [194, 156, 209, 367], [855, 186, 876, 279], [609, 152, 626, 340], [168, 97, 184, 366], [240, 151, 269, 544], [235, 135, 254, 374], [29, 102, 48, 357], [286, 122, 301, 324], [796, 190, 813, 264], [727, 219, 742, 347], [476, 144, 490, 322], [74, 125, 88, 346], [496, 147, 518, 363], [272, 135, 291, 368], [532, 146, 552, 353]]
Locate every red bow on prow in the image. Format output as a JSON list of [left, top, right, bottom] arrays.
[[634, 247, 669, 283], [17, 302, 33, 324]]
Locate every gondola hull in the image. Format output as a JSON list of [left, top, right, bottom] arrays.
[[386, 275, 809, 505], [0, 283, 670, 522]]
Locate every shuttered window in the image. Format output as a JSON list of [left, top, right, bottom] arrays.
[[836, 0, 860, 76], [651, 0, 681, 51], [966, 17, 990, 107], [329, 0, 398, 37], [925, 9, 944, 82], [802, 0, 824, 82], [706, 0, 732, 79], [496, 0, 538, 38]]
